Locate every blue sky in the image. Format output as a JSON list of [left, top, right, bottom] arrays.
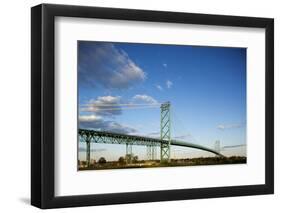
[[78, 41, 246, 160]]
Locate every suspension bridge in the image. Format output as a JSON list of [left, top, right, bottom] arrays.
[[79, 101, 225, 167]]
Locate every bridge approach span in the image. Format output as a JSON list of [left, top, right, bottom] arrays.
[[79, 129, 224, 157]]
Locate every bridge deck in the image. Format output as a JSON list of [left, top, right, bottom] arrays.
[[79, 129, 224, 157]]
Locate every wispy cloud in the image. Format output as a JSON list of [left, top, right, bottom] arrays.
[[79, 114, 137, 134], [173, 134, 192, 140], [146, 131, 160, 137], [156, 84, 163, 91], [80, 96, 122, 117], [78, 42, 146, 89], [145, 131, 160, 138], [79, 93, 160, 134], [222, 144, 246, 149], [217, 123, 244, 130], [79, 114, 103, 122], [166, 80, 173, 89], [79, 96, 138, 134], [132, 94, 158, 104], [163, 63, 167, 68]]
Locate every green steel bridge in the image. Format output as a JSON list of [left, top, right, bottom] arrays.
[[79, 102, 224, 166]]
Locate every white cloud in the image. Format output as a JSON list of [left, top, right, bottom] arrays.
[[90, 96, 121, 105], [132, 94, 158, 104], [79, 114, 102, 122], [166, 80, 173, 89], [156, 84, 163, 91], [79, 115, 137, 134], [163, 63, 167, 68], [80, 95, 122, 116], [79, 42, 146, 89]]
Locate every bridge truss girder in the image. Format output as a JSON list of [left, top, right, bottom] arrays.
[[79, 127, 224, 167], [79, 130, 162, 146]]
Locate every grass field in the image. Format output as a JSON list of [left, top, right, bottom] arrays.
[[78, 156, 246, 171]]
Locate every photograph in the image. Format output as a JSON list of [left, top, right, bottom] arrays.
[[30, 3, 274, 209], [77, 41, 247, 170]]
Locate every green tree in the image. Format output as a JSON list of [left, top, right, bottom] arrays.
[[132, 155, 138, 163], [125, 154, 133, 163], [81, 161, 87, 167], [98, 157, 106, 164], [118, 156, 126, 164]]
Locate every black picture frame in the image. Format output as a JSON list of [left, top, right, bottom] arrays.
[[31, 3, 274, 209]]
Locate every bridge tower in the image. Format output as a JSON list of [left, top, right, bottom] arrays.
[[126, 143, 133, 163], [160, 102, 171, 163], [214, 140, 221, 153]]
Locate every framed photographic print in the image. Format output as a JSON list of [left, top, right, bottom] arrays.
[[31, 4, 274, 209]]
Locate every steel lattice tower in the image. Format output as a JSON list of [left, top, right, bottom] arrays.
[[214, 140, 221, 153], [160, 102, 171, 162], [126, 143, 133, 163], [147, 144, 157, 160]]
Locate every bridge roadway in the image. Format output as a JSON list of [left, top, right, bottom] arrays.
[[79, 129, 224, 157]]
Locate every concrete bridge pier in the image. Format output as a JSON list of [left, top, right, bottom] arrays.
[[126, 143, 133, 163]]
